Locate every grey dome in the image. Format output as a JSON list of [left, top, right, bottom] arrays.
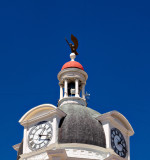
[[58, 104, 106, 148]]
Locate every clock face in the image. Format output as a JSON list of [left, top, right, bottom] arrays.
[[111, 128, 127, 158], [28, 121, 53, 151]]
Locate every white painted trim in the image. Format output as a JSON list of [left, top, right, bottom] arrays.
[[96, 111, 134, 136], [57, 68, 88, 82], [47, 149, 67, 160], [58, 97, 87, 107], [105, 154, 125, 160], [75, 79, 79, 97], [60, 84, 63, 100], [64, 79, 68, 98], [20, 143, 114, 160], [82, 83, 85, 99], [19, 104, 56, 122], [19, 104, 66, 126]]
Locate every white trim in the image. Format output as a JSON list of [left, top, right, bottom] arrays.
[[47, 149, 67, 160], [19, 104, 66, 126], [64, 79, 68, 98], [75, 79, 79, 97], [58, 97, 86, 107], [20, 143, 114, 160], [82, 83, 85, 99], [105, 154, 125, 160], [96, 111, 134, 136], [57, 68, 88, 85], [60, 84, 63, 100], [58, 68, 88, 80]]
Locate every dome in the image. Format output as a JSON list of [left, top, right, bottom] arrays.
[[58, 104, 106, 148], [61, 61, 84, 70]]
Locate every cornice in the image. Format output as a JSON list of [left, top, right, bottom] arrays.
[[58, 97, 87, 107], [105, 154, 126, 160], [20, 143, 114, 160], [96, 111, 134, 136], [19, 104, 66, 127], [57, 68, 88, 82]]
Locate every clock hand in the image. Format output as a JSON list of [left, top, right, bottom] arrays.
[[116, 137, 120, 141], [39, 134, 51, 139], [38, 123, 47, 140], [39, 134, 48, 136], [123, 147, 128, 153], [41, 138, 50, 140], [39, 136, 51, 140], [118, 141, 127, 153], [40, 124, 47, 135]]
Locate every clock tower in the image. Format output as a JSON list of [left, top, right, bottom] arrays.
[[13, 37, 134, 160]]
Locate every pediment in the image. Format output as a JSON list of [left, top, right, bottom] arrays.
[[96, 111, 134, 136], [19, 104, 66, 126]]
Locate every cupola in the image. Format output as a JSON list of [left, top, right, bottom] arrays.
[[57, 53, 88, 107]]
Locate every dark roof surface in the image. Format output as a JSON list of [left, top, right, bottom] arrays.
[[17, 141, 23, 160], [58, 104, 106, 148]]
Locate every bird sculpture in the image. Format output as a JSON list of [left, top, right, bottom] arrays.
[[65, 34, 79, 55]]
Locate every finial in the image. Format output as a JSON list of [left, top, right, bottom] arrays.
[[65, 34, 79, 55], [70, 53, 76, 61]]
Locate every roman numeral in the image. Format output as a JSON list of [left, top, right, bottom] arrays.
[[30, 141, 34, 146], [29, 138, 33, 141]]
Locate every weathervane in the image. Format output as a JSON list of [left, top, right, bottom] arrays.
[[65, 34, 79, 55]]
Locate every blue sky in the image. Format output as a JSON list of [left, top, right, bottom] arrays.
[[0, 0, 150, 159]]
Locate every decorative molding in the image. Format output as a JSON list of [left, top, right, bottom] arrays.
[[24, 152, 48, 160], [20, 143, 114, 160], [65, 148, 108, 159], [57, 68, 88, 84], [19, 104, 66, 127], [105, 154, 125, 160], [47, 149, 67, 160], [96, 111, 134, 136], [58, 97, 87, 107]]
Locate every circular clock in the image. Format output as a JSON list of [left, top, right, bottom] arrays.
[[28, 121, 53, 151], [111, 128, 127, 158]]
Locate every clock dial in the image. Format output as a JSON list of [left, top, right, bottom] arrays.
[[111, 128, 127, 158], [28, 121, 53, 151]]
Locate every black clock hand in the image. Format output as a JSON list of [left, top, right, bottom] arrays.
[[39, 134, 48, 136], [40, 124, 47, 135], [38, 129, 44, 141], [38, 123, 47, 140], [116, 137, 120, 142], [123, 147, 128, 153], [118, 141, 128, 153]]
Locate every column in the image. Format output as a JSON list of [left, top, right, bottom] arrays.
[[64, 79, 68, 98], [60, 84, 63, 100], [82, 83, 85, 99], [75, 79, 79, 97], [23, 127, 27, 153]]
